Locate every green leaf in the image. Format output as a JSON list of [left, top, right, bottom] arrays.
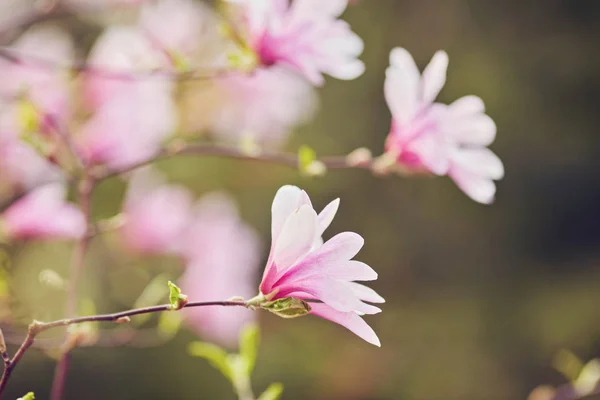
[[261, 297, 311, 319], [298, 145, 316, 172], [18, 392, 35, 400], [239, 323, 260, 375], [257, 383, 284, 400], [157, 309, 183, 340], [188, 341, 233, 383], [167, 281, 188, 310]]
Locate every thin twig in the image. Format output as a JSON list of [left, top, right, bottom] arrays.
[[0, 47, 229, 82], [0, 300, 247, 398], [49, 174, 94, 400], [98, 143, 371, 181]]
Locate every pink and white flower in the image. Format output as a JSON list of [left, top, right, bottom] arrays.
[[179, 193, 261, 348], [121, 169, 193, 255], [229, 0, 365, 86], [259, 185, 382, 346], [0, 183, 85, 241], [384, 48, 504, 204], [0, 26, 74, 128]]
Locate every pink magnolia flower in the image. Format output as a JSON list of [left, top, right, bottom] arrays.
[[0, 132, 63, 191], [210, 67, 316, 146], [0, 183, 85, 241], [0, 26, 74, 130], [179, 193, 261, 348], [76, 82, 176, 170], [259, 185, 383, 346], [121, 169, 193, 255], [384, 48, 504, 204], [229, 0, 365, 86]]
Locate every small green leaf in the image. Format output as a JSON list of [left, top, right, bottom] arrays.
[[167, 281, 188, 310], [298, 145, 316, 172], [257, 383, 284, 400], [188, 341, 233, 383], [239, 323, 260, 375], [18, 392, 35, 400], [261, 297, 311, 319], [157, 309, 183, 340]]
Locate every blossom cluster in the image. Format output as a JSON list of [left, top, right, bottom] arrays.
[[0, 0, 503, 350]]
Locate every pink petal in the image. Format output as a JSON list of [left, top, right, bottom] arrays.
[[407, 132, 451, 176], [448, 95, 485, 115], [276, 231, 364, 284], [442, 111, 497, 146], [317, 198, 339, 237], [329, 260, 377, 282], [449, 166, 497, 205], [451, 148, 504, 180], [385, 47, 420, 125], [346, 282, 385, 303], [273, 204, 318, 271], [277, 277, 363, 313], [270, 185, 304, 243], [310, 303, 380, 346], [420, 50, 448, 104]]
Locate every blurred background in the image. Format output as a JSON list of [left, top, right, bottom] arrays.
[[3, 0, 600, 399]]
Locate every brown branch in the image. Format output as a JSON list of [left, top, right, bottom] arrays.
[[0, 300, 247, 398], [49, 174, 94, 400], [0, 47, 228, 82], [98, 143, 372, 181]]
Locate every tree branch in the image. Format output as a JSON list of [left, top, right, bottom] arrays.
[[0, 300, 247, 398], [98, 143, 372, 181]]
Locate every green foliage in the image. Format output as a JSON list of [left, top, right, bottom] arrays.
[[298, 145, 316, 171], [157, 310, 183, 340], [188, 341, 233, 383], [17, 392, 35, 400], [257, 383, 284, 400], [133, 274, 171, 325], [167, 281, 188, 310], [239, 323, 260, 375], [261, 297, 311, 319]]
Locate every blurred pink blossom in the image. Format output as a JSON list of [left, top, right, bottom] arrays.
[[78, 27, 176, 170], [260, 185, 382, 346], [0, 134, 62, 191], [76, 81, 176, 170], [0, 26, 74, 131], [179, 193, 261, 348], [210, 67, 316, 146], [384, 48, 504, 204], [230, 0, 365, 86], [0, 183, 85, 241], [121, 169, 193, 255]]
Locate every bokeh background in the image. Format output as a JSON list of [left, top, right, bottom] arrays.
[[3, 0, 600, 399]]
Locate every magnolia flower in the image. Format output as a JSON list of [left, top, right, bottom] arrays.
[[228, 0, 365, 86], [179, 193, 261, 348], [0, 183, 85, 241], [121, 169, 193, 255], [259, 185, 382, 346], [76, 82, 176, 170], [0, 134, 62, 191], [0, 26, 74, 133], [384, 48, 504, 204], [209, 67, 316, 146]]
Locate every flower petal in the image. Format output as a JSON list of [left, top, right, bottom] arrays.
[[385, 47, 420, 125], [275, 231, 364, 284], [449, 166, 497, 204], [273, 204, 318, 271], [271, 185, 303, 242], [451, 148, 504, 180], [346, 282, 385, 303], [310, 303, 381, 346], [420, 50, 448, 103], [317, 198, 339, 237]]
